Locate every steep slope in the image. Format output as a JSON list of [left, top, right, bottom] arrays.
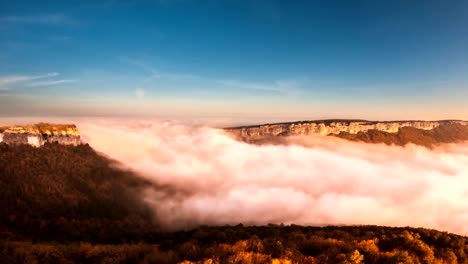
[[0, 143, 157, 242]]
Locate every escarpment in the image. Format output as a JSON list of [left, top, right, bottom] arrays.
[[225, 119, 468, 146], [0, 123, 80, 147]]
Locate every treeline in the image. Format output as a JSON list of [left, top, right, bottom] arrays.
[[1, 225, 467, 263]]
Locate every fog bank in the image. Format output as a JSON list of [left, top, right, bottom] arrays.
[[78, 121, 468, 234]]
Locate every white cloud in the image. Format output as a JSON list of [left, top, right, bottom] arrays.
[[0, 72, 60, 91], [0, 76, 34, 84], [27, 79, 76, 87], [0, 72, 57, 84]]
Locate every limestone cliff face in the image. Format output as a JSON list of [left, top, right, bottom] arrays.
[[225, 120, 468, 142], [0, 123, 80, 147]]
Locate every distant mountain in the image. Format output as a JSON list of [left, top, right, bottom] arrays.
[[225, 120, 468, 146]]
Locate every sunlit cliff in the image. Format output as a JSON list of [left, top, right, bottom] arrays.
[[0, 123, 80, 147], [225, 119, 468, 145]]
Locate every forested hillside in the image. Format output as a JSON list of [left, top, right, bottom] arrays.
[[1, 225, 467, 263], [0, 143, 157, 242], [1, 143, 468, 263]]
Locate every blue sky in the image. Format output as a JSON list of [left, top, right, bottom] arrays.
[[1, 0, 468, 121]]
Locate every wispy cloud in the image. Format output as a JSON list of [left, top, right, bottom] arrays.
[[217, 79, 303, 95], [0, 76, 33, 86], [0, 72, 58, 84], [27, 79, 76, 87], [118, 56, 303, 95], [117, 56, 200, 82], [0, 72, 59, 90], [0, 13, 72, 25], [117, 56, 156, 74], [144, 72, 200, 82]]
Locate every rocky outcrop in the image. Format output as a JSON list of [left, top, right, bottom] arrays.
[[0, 123, 80, 147], [335, 123, 468, 147], [225, 119, 468, 142]]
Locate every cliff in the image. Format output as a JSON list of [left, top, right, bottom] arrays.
[[225, 119, 468, 145], [0, 123, 80, 147]]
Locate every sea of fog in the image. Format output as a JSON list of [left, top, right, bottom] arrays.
[[74, 120, 468, 235]]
